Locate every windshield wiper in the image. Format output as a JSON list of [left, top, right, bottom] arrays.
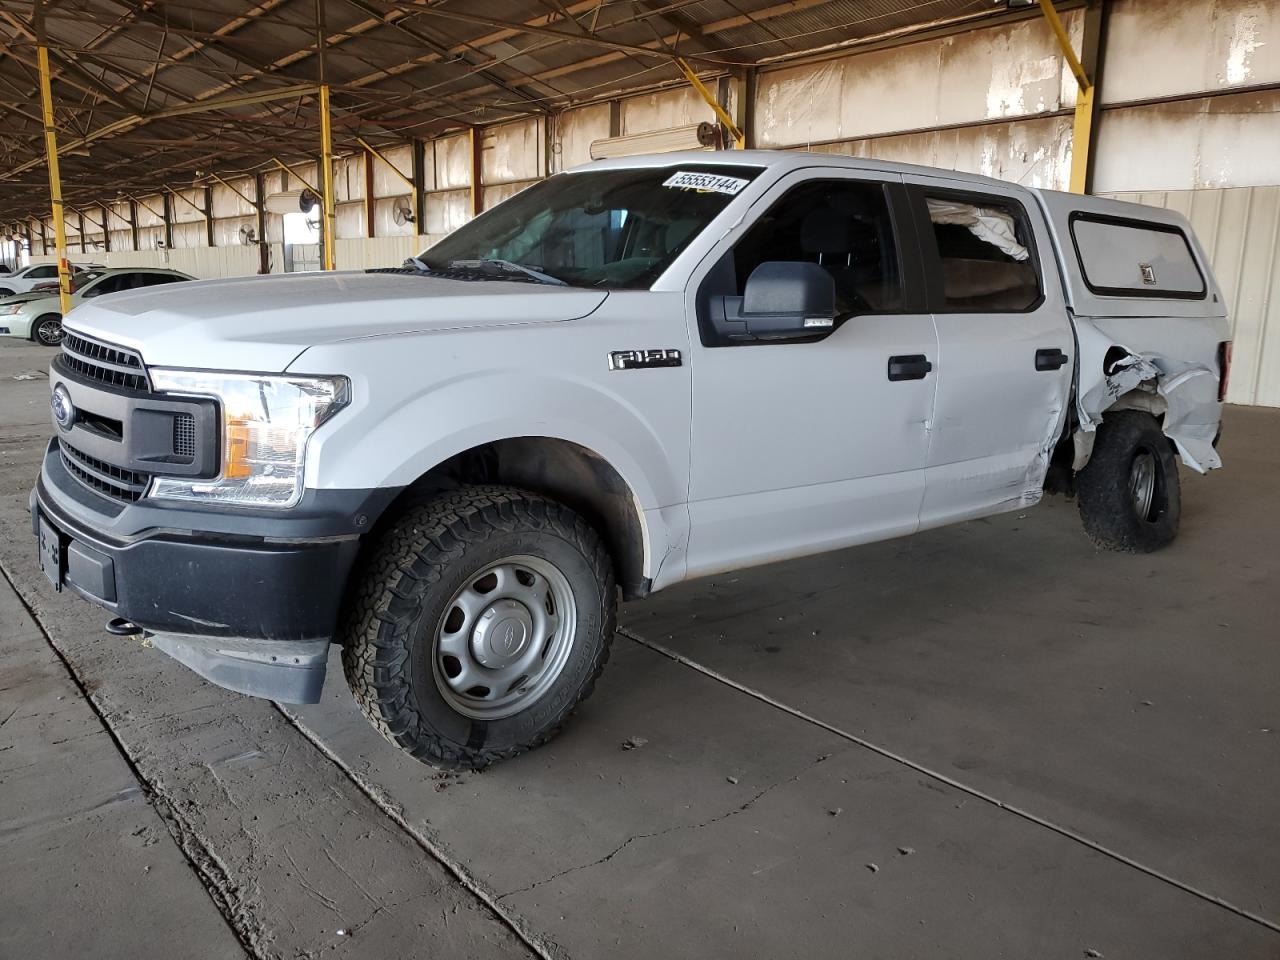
[[448, 259, 567, 286]]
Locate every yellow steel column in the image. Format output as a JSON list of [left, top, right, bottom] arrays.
[[36, 40, 72, 315], [1038, 0, 1095, 194], [318, 83, 336, 270], [676, 58, 744, 149]]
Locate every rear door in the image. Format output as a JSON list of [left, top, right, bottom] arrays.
[[902, 175, 1073, 527]]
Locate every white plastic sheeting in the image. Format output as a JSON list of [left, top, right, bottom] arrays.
[[370, 144, 414, 199], [482, 117, 543, 185], [334, 154, 366, 203], [424, 190, 471, 236], [434, 135, 472, 190], [621, 86, 715, 137], [756, 13, 1082, 149], [210, 178, 256, 218], [556, 102, 611, 171], [372, 196, 416, 237]]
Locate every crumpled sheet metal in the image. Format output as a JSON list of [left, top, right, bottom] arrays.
[[1077, 350, 1222, 474]]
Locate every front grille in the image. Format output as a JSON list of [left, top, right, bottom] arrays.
[[61, 332, 148, 392], [59, 440, 151, 503], [172, 413, 196, 458]]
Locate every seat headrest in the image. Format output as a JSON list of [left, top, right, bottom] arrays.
[[801, 208, 852, 256]]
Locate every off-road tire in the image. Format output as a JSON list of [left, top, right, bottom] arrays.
[[341, 485, 616, 770], [32, 314, 63, 347], [1077, 410, 1181, 553]]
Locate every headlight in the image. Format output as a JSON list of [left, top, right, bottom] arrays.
[[0, 302, 25, 315], [148, 370, 349, 508]]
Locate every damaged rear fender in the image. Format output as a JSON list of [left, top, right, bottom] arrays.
[[1072, 321, 1223, 475]]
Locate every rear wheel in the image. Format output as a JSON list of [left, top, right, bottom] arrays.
[[1077, 410, 1181, 552], [341, 485, 616, 769], [32, 314, 63, 347]]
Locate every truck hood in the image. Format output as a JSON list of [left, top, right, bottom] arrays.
[[62, 271, 609, 371]]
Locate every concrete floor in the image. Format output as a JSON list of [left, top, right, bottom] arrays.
[[1, 336, 1277, 959]]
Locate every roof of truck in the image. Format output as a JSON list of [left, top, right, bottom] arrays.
[[572, 149, 1038, 192]]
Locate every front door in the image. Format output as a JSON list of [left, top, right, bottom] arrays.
[[683, 170, 939, 579], [903, 176, 1074, 527]]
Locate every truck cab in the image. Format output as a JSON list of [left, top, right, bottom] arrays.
[[31, 151, 1230, 770]]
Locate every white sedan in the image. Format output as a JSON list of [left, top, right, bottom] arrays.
[[0, 267, 193, 346], [0, 262, 100, 296]]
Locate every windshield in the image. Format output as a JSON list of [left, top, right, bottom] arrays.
[[417, 164, 763, 290]]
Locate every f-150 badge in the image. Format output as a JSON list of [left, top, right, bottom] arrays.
[[608, 349, 683, 371]]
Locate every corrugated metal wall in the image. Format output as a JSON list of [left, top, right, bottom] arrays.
[[1105, 187, 1280, 407]]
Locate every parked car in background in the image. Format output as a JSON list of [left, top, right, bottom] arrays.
[[0, 267, 193, 345], [0, 262, 101, 296]]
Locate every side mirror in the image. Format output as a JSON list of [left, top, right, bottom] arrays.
[[708, 261, 836, 342]]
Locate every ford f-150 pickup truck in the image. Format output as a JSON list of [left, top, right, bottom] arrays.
[[31, 151, 1231, 769]]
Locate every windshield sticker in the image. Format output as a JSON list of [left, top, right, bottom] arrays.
[[662, 171, 749, 195]]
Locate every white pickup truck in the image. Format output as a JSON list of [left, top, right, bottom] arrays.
[[31, 151, 1230, 769]]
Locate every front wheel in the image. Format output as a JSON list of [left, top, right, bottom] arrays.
[[32, 314, 64, 347], [0, 288, 13, 297], [1077, 410, 1181, 552], [341, 485, 616, 769]]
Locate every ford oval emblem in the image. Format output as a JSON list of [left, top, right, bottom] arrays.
[[51, 384, 75, 430]]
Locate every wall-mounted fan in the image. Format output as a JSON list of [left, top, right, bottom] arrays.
[[239, 225, 258, 245], [392, 204, 415, 227]]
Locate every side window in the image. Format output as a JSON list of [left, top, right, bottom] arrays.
[[732, 179, 903, 315], [924, 194, 1040, 312], [139, 273, 183, 287], [81, 275, 125, 298], [29, 265, 57, 279]]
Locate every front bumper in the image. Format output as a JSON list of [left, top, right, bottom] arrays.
[[32, 438, 399, 703], [0, 314, 32, 338]]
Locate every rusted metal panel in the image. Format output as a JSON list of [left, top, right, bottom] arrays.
[[1093, 90, 1280, 192], [1102, 0, 1279, 104], [1105, 185, 1280, 407]]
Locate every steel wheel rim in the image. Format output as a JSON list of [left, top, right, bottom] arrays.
[[37, 318, 63, 345], [1130, 449, 1158, 522], [431, 554, 577, 720]]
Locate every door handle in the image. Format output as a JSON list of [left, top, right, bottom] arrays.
[[1035, 348, 1069, 371], [887, 355, 933, 381]]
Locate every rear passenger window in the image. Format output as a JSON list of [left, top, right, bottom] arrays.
[[925, 194, 1040, 312], [1070, 215, 1205, 299], [732, 179, 903, 315]]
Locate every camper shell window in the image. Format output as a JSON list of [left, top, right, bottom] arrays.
[[1069, 213, 1206, 300]]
